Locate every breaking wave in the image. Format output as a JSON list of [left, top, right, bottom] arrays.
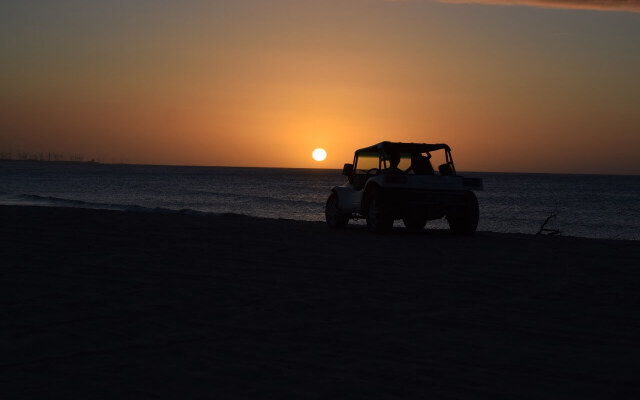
[[0, 192, 208, 216]]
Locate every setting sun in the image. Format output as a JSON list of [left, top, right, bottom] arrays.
[[312, 148, 327, 162]]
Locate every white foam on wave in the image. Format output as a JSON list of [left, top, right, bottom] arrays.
[[0, 192, 208, 216]]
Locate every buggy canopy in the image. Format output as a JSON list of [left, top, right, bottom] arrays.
[[355, 141, 451, 156]]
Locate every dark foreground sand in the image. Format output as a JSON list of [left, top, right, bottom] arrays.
[[1, 205, 639, 399]]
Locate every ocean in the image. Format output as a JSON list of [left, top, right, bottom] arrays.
[[1, 161, 639, 240]]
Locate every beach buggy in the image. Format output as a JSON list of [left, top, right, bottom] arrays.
[[325, 141, 483, 234]]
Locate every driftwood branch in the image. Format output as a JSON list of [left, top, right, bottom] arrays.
[[537, 211, 561, 236]]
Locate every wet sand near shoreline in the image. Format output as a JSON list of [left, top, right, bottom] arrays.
[[1, 205, 639, 399]]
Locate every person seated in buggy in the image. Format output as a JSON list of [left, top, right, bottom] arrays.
[[407, 152, 434, 175], [381, 151, 404, 175]]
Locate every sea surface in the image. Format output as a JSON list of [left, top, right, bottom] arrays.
[[1, 161, 639, 240]]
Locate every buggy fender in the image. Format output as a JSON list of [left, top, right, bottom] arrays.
[[332, 186, 360, 214]]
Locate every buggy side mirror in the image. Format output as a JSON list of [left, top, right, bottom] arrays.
[[342, 163, 353, 176]]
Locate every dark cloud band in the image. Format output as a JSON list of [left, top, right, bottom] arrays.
[[441, 0, 640, 13]]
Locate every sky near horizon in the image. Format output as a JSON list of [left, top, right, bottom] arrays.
[[1, 0, 639, 173]]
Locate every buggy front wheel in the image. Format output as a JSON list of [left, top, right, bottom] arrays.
[[325, 193, 349, 229]]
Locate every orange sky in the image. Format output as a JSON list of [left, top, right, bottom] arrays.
[[1, 0, 639, 173]]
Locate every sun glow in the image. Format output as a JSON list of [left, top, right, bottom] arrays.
[[312, 148, 327, 162]]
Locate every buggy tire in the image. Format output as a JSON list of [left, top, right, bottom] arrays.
[[447, 191, 479, 235], [325, 193, 349, 229]]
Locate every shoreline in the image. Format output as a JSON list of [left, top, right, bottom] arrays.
[[2, 205, 640, 398], [0, 202, 637, 242]]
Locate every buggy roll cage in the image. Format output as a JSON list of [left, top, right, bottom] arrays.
[[351, 141, 456, 176]]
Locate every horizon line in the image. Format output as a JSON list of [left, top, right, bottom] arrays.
[[2, 158, 638, 177]]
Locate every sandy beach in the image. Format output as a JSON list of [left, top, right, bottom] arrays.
[[1, 205, 639, 399]]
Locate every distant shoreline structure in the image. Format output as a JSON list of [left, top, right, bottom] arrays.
[[0, 158, 100, 164], [0, 151, 102, 164]]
